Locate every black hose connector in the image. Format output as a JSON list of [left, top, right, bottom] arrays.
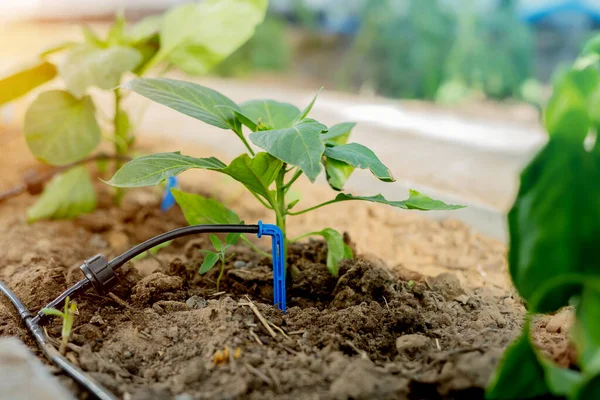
[[80, 254, 117, 295]]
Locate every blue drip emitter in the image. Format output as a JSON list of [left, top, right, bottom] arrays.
[[257, 220, 286, 312], [160, 176, 179, 212]]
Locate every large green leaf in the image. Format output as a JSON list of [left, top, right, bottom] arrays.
[[221, 152, 282, 200], [331, 191, 464, 211], [508, 139, 600, 312], [486, 326, 551, 400], [322, 122, 356, 145], [123, 78, 241, 131], [27, 166, 97, 222], [239, 100, 300, 130], [157, 0, 267, 75], [325, 158, 354, 191], [172, 189, 240, 225], [24, 90, 101, 166], [250, 119, 327, 182], [324, 143, 395, 182], [59, 45, 142, 97], [312, 228, 347, 277], [106, 152, 225, 188], [545, 68, 598, 143], [0, 61, 57, 106]]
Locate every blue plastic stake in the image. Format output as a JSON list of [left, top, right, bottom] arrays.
[[160, 176, 178, 212], [257, 220, 286, 313]]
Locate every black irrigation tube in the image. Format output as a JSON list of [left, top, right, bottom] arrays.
[[0, 280, 117, 400], [0, 224, 262, 400]]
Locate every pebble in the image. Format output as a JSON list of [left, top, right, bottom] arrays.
[[395, 334, 432, 358], [186, 296, 208, 309], [233, 260, 248, 269], [546, 310, 573, 334]]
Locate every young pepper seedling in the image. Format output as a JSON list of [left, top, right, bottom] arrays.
[[200, 233, 240, 291], [41, 296, 77, 355]]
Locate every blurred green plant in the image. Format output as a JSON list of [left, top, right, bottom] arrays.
[[105, 77, 463, 276], [340, 0, 533, 102], [0, 0, 268, 221], [214, 17, 291, 77], [487, 35, 600, 400]]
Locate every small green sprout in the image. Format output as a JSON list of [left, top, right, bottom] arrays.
[[41, 296, 77, 355], [200, 233, 239, 292]]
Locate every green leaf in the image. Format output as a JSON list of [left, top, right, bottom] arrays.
[[250, 119, 327, 182], [106, 13, 126, 45], [81, 25, 105, 47], [0, 61, 57, 106], [582, 35, 600, 56], [157, 0, 268, 75], [286, 198, 300, 211], [332, 191, 464, 211], [40, 308, 65, 318], [325, 158, 354, 191], [545, 68, 597, 143], [200, 252, 220, 274], [312, 228, 347, 277], [209, 234, 223, 251], [106, 152, 225, 188], [508, 139, 600, 312], [322, 122, 356, 145], [24, 90, 101, 166], [59, 45, 142, 97], [324, 143, 395, 182], [573, 287, 600, 369], [220, 152, 282, 200], [27, 166, 97, 222], [226, 232, 241, 246], [486, 325, 550, 400], [123, 78, 241, 131], [39, 41, 77, 58], [239, 100, 301, 130], [126, 15, 162, 44], [172, 189, 240, 225], [539, 358, 584, 397], [299, 87, 323, 119], [573, 375, 600, 400]]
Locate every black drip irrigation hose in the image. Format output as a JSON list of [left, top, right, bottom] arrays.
[[0, 224, 261, 400], [0, 280, 117, 400]]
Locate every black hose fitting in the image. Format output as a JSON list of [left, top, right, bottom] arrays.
[[80, 254, 117, 295]]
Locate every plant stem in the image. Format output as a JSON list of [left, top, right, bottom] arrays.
[[249, 191, 273, 209], [287, 199, 339, 216], [216, 258, 225, 292], [275, 165, 287, 240], [288, 231, 319, 242], [234, 128, 256, 156], [241, 235, 272, 258], [282, 168, 302, 192], [59, 336, 68, 356]]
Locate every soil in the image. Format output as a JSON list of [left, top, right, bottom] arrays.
[[0, 131, 568, 399]]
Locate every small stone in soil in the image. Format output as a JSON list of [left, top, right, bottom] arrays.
[[546, 309, 573, 334], [186, 295, 208, 309], [233, 260, 248, 269], [396, 334, 433, 358]]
